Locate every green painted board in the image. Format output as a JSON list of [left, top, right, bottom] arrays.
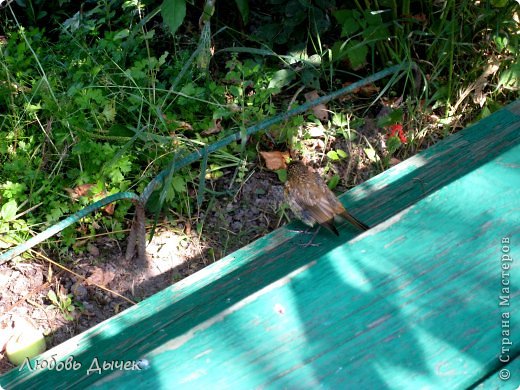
[[475, 358, 520, 390], [1, 101, 519, 389]]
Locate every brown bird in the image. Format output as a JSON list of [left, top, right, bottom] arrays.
[[285, 160, 369, 235]]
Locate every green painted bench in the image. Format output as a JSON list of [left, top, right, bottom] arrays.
[[1, 101, 519, 389]]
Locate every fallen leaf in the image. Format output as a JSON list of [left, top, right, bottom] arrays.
[[453, 60, 500, 112], [87, 243, 100, 257], [307, 124, 325, 138], [65, 184, 95, 200], [402, 13, 427, 24], [342, 82, 380, 97], [389, 157, 402, 166], [86, 266, 115, 286], [102, 202, 115, 215], [72, 238, 88, 249], [302, 138, 325, 151], [304, 90, 328, 121], [473, 61, 500, 107], [175, 121, 193, 131], [201, 118, 223, 136], [260, 151, 290, 170]]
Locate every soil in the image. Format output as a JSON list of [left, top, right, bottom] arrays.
[[0, 102, 439, 374], [0, 167, 289, 374]]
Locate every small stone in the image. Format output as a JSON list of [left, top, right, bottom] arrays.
[[87, 243, 100, 257], [71, 282, 88, 300]]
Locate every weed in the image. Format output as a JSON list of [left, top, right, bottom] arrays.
[[0, 0, 517, 258], [47, 288, 80, 321]]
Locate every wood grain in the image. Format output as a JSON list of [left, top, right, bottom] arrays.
[[1, 101, 519, 389]]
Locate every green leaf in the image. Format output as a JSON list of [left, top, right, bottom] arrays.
[[377, 109, 404, 127], [346, 40, 368, 70], [491, 0, 508, 7], [301, 68, 320, 89], [25, 102, 42, 113], [332, 113, 348, 127], [387, 136, 401, 155], [108, 124, 134, 138], [276, 169, 287, 183], [143, 29, 156, 40], [102, 102, 116, 122], [327, 150, 339, 161], [114, 29, 129, 40], [336, 149, 347, 159], [364, 147, 380, 163], [332, 9, 360, 37], [47, 290, 59, 306], [498, 64, 520, 89], [172, 176, 186, 193], [268, 69, 296, 89], [161, 0, 186, 36], [327, 174, 340, 190], [0, 200, 18, 222], [331, 39, 367, 69], [234, 0, 249, 23], [478, 106, 492, 120]]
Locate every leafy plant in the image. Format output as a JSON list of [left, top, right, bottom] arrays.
[[252, 0, 334, 48], [0, 0, 517, 261], [161, 0, 249, 36], [47, 289, 78, 321]]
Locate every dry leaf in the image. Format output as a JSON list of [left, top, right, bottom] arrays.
[[342, 82, 380, 97], [403, 13, 427, 24], [473, 62, 500, 107], [86, 266, 115, 286], [72, 238, 88, 249], [87, 243, 100, 257], [412, 13, 427, 23], [175, 121, 193, 131], [102, 202, 115, 215], [389, 157, 402, 166], [65, 184, 95, 200], [308, 125, 325, 138], [453, 60, 500, 112], [304, 90, 329, 121], [201, 118, 223, 136], [259, 151, 290, 170], [302, 138, 325, 151]]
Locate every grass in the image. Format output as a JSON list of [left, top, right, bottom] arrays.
[[0, 1, 518, 362], [0, 0, 518, 261]]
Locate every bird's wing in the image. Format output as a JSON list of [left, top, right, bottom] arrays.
[[291, 176, 339, 226], [285, 186, 314, 227]]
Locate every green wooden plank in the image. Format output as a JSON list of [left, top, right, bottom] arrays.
[[0, 101, 518, 389], [91, 142, 519, 389], [474, 358, 520, 390]]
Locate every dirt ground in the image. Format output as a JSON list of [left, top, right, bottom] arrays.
[[0, 167, 290, 374], [0, 102, 439, 374]]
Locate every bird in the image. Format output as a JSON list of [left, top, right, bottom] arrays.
[[285, 160, 369, 235]]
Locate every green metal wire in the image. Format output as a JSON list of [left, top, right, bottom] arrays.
[[0, 192, 140, 264], [0, 62, 413, 264], [142, 62, 412, 203], [198, 147, 209, 207]]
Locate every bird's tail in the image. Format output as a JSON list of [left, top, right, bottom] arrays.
[[340, 211, 370, 231]]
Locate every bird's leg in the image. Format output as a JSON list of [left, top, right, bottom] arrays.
[[288, 227, 313, 234], [297, 226, 321, 247], [287, 223, 314, 235]]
